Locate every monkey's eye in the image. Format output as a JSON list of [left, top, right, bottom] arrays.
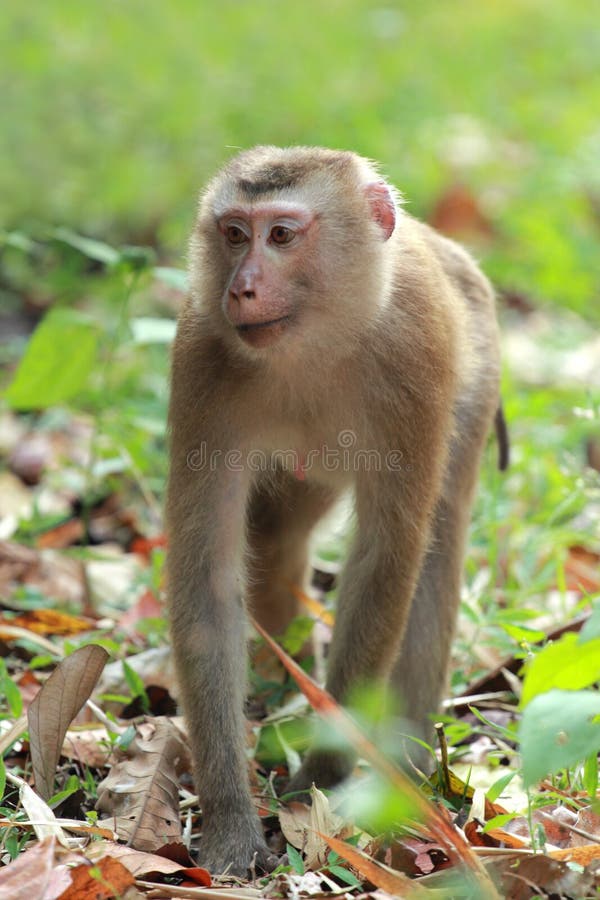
[[270, 225, 295, 246], [225, 225, 248, 246]]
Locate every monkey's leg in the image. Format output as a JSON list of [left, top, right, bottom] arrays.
[[287, 456, 449, 792], [390, 419, 492, 765], [247, 474, 338, 635], [167, 458, 271, 876]]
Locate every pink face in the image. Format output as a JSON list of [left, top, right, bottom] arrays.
[[218, 202, 317, 349]]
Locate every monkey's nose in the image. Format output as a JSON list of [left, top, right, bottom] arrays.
[[229, 286, 256, 302]]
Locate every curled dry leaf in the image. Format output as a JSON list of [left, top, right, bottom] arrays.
[[96, 717, 186, 852], [28, 644, 109, 800]]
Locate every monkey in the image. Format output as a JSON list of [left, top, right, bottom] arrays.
[[166, 146, 505, 876]]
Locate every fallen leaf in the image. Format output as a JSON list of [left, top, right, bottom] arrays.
[[57, 856, 135, 899], [28, 644, 109, 799], [0, 836, 64, 900], [305, 786, 347, 868], [96, 717, 186, 852], [488, 852, 596, 899], [319, 831, 429, 897], [61, 725, 113, 768], [35, 519, 85, 550], [86, 841, 195, 878], [550, 844, 600, 865], [6, 608, 94, 635]]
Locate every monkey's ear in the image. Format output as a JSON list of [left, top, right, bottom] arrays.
[[365, 181, 396, 241]]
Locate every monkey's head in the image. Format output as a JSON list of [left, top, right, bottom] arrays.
[[190, 146, 400, 361]]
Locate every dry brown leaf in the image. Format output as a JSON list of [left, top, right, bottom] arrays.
[[6, 608, 94, 635], [571, 805, 600, 846], [550, 844, 600, 865], [28, 644, 108, 799], [86, 840, 195, 878], [318, 831, 429, 898], [96, 717, 186, 852], [488, 852, 597, 899], [0, 836, 66, 900], [61, 725, 113, 768], [35, 518, 85, 550], [278, 800, 312, 850], [305, 786, 347, 868], [56, 856, 136, 899]]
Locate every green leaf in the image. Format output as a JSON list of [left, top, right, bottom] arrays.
[[4, 308, 99, 409], [0, 756, 6, 804], [583, 752, 599, 798], [328, 865, 362, 889], [130, 316, 177, 344], [286, 843, 304, 875], [52, 227, 120, 265], [502, 623, 546, 643], [519, 689, 600, 787], [122, 660, 146, 699], [521, 634, 600, 706], [482, 812, 518, 833], [486, 770, 516, 803]]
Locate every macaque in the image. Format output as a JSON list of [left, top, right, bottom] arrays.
[[166, 146, 505, 875]]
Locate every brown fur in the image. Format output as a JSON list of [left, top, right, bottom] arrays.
[[166, 146, 502, 875]]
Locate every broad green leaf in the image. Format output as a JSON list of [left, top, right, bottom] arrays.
[[52, 227, 120, 265], [521, 633, 600, 706], [502, 623, 546, 643], [154, 266, 188, 291], [286, 843, 304, 875], [520, 689, 600, 787], [5, 308, 99, 409], [130, 316, 177, 344]]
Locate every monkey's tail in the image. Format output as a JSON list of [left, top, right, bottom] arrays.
[[495, 404, 510, 471]]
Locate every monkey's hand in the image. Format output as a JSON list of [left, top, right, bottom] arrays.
[[200, 813, 277, 879]]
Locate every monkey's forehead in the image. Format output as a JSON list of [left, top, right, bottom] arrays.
[[204, 145, 383, 214]]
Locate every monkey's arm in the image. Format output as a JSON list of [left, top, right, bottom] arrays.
[[166, 430, 269, 875]]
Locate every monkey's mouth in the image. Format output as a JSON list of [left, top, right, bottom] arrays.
[[236, 316, 291, 347]]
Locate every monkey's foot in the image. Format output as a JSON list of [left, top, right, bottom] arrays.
[[286, 748, 356, 799], [200, 822, 277, 879]]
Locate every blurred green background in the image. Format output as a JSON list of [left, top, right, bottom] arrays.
[[2, 0, 599, 317]]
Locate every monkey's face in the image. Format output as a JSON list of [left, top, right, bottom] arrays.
[[191, 148, 398, 360], [215, 201, 318, 350]]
